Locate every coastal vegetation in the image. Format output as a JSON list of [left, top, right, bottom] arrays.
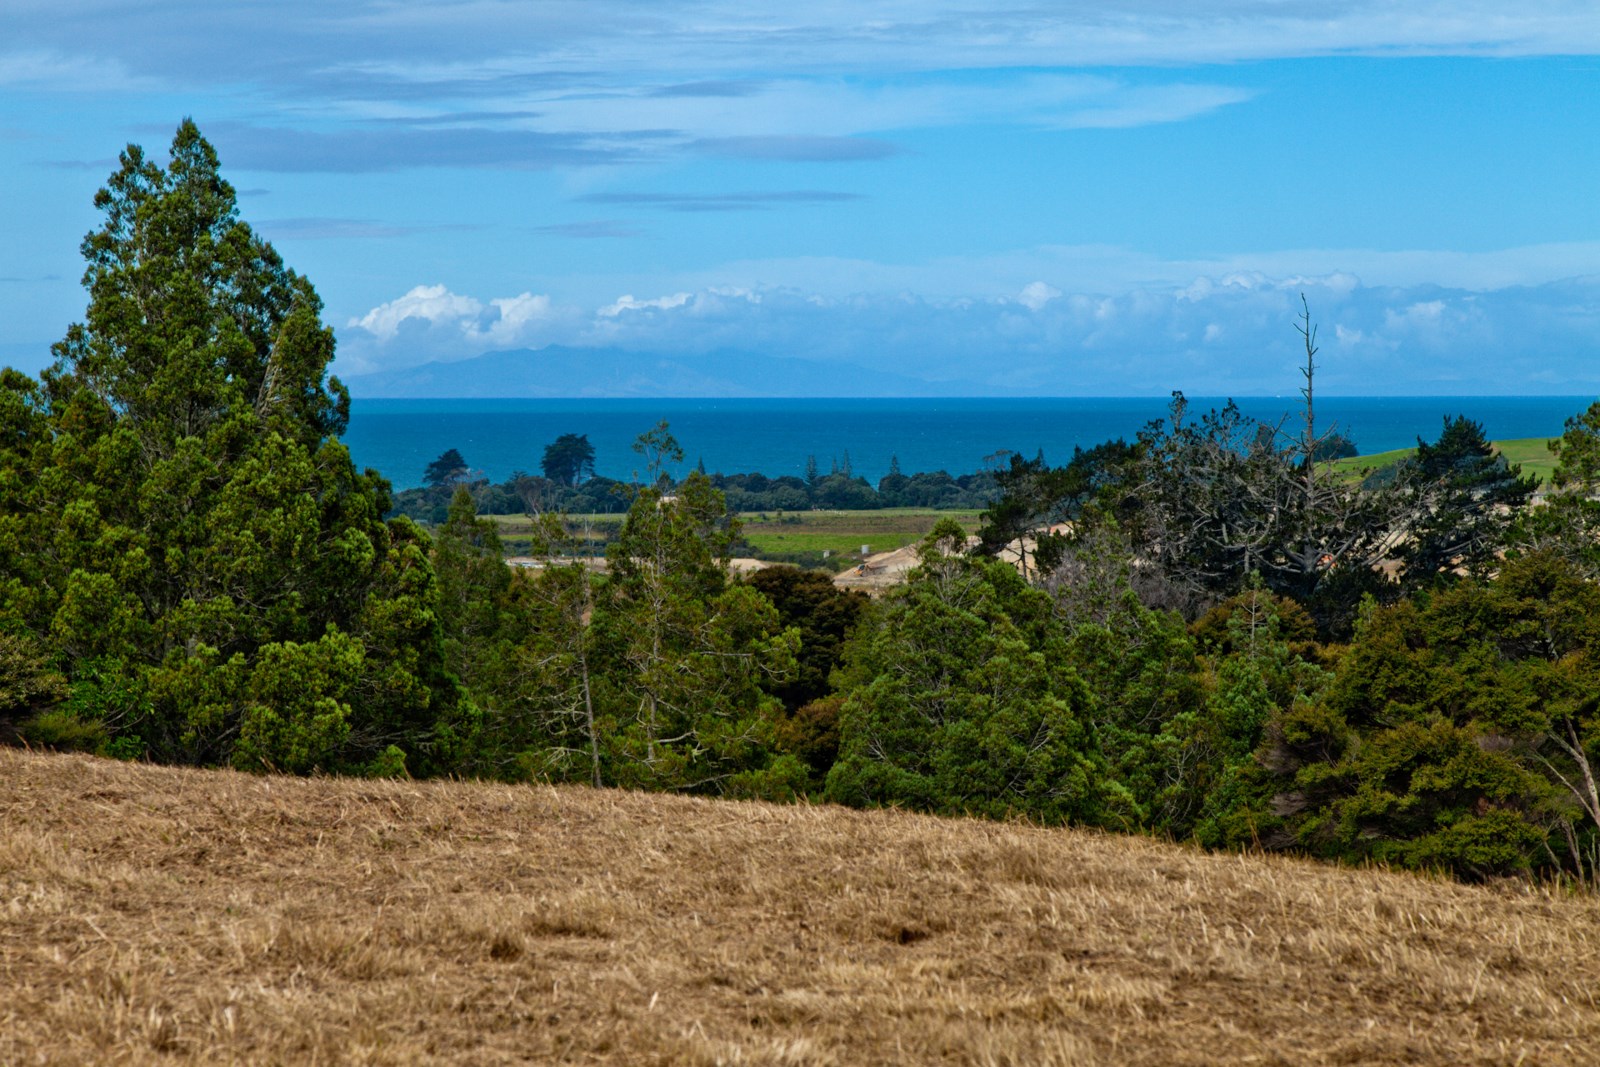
[[9, 122, 1600, 899]]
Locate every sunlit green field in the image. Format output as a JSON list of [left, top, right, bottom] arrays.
[[482, 508, 984, 564], [482, 513, 621, 556], [1494, 438, 1560, 484], [1328, 437, 1558, 486], [738, 508, 983, 561]]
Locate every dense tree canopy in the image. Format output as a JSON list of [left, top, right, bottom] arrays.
[[0, 120, 460, 773], [1398, 415, 1537, 586], [825, 520, 1107, 823], [1249, 553, 1600, 882]]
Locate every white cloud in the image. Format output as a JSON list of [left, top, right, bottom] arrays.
[[1398, 299, 1447, 322], [1018, 282, 1062, 311], [1333, 323, 1385, 349], [485, 292, 553, 345], [598, 292, 693, 317], [341, 284, 575, 373], [350, 283, 484, 340], [1380, 297, 1494, 352], [328, 241, 1599, 382]]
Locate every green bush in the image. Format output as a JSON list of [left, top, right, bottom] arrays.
[[0, 631, 66, 723], [18, 709, 108, 753]]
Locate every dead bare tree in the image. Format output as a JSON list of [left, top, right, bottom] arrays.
[[1125, 299, 1421, 633]]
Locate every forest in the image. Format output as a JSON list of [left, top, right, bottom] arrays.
[[8, 122, 1600, 889]]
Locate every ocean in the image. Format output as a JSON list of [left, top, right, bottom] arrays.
[[342, 396, 1597, 492]]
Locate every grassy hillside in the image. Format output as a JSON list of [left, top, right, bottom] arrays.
[[1496, 437, 1561, 484], [1329, 437, 1558, 485], [4, 751, 1599, 1064]]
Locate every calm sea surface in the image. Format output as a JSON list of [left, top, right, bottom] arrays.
[[343, 397, 1595, 491]]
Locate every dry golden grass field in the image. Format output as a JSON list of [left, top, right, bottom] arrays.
[[4, 749, 1600, 1066]]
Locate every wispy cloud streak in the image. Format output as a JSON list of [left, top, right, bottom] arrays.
[[577, 190, 865, 212]]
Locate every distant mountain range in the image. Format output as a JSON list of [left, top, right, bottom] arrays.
[[341, 345, 985, 398]]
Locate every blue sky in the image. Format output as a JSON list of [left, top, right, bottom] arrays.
[[2, 1, 1598, 395]]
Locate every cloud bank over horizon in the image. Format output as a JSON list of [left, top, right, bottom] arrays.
[[337, 269, 1600, 397]]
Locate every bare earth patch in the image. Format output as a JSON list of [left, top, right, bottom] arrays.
[[2, 749, 1598, 1065]]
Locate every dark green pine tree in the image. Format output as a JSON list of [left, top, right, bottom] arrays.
[[1508, 400, 1600, 577], [1401, 414, 1538, 585], [423, 448, 470, 488], [3, 120, 461, 774], [540, 433, 596, 487], [824, 520, 1108, 824]]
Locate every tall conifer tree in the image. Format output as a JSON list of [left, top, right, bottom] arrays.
[[3, 121, 459, 772]]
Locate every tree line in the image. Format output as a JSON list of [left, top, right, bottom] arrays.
[[393, 443, 1001, 525], [8, 122, 1600, 889]]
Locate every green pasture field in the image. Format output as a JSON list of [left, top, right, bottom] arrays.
[[482, 513, 621, 556], [482, 508, 984, 563], [1494, 438, 1560, 485], [484, 513, 623, 536], [1327, 437, 1558, 487], [738, 508, 984, 560]]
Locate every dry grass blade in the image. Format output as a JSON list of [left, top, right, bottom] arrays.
[[2, 749, 1599, 1064]]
